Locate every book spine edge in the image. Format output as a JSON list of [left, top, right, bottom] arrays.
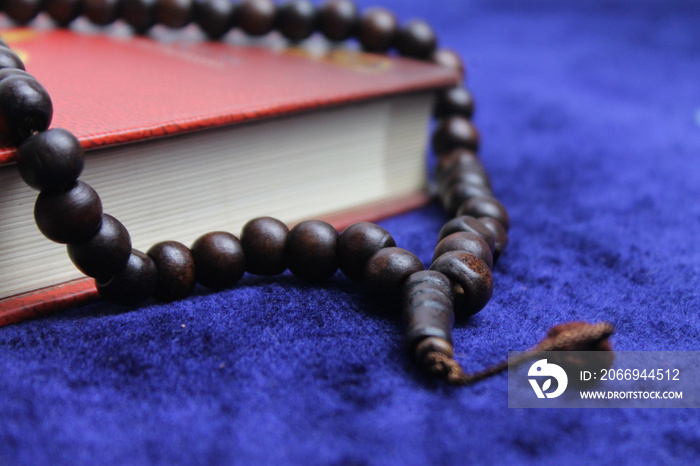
[[0, 278, 99, 327]]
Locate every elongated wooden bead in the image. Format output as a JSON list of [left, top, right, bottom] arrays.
[[457, 195, 510, 231], [318, 0, 357, 41], [403, 270, 452, 297], [34, 181, 103, 244], [430, 251, 493, 316], [403, 271, 454, 349], [287, 220, 338, 282], [238, 0, 276, 36], [278, 0, 317, 41], [404, 283, 453, 310], [404, 302, 454, 349], [240, 216, 288, 275], [97, 249, 157, 305], [17, 128, 85, 192], [337, 222, 395, 281], [365, 247, 424, 296], [148, 241, 197, 301], [438, 215, 496, 252], [358, 7, 397, 52], [0, 76, 53, 143], [433, 232, 493, 269], [191, 231, 245, 290], [67, 214, 132, 282]]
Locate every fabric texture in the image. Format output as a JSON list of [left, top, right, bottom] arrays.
[[2, 0, 699, 464]]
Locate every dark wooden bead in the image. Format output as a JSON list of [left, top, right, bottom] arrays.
[[337, 222, 395, 281], [195, 0, 237, 39], [97, 249, 157, 306], [67, 214, 132, 282], [439, 168, 491, 198], [238, 0, 276, 36], [358, 7, 398, 53], [403, 270, 452, 297], [34, 181, 103, 244], [396, 19, 436, 59], [365, 247, 424, 296], [122, 0, 158, 33], [3, 0, 42, 24], [191, 231, 245, 290], [286, 220, 338, 282], [438, 167, 492, 207], [17, 128, 85, 192], [457, 195, 510, 231], [0, 76, 52, 143], [432, 116, 480, 154], [438, 215, 496, 252], [240, 216, 288, 275], [156, 0, 193, 28], [318, 0, 357, 41], [434, 86, 474, 119], [83, 0, 122, 25], [46, 0, 83, 26], [441, 181, 493, 215], [277, 0, 316, 42], [478, 217, 509, 263], [430, 48, 465, 79], [148, 241, 196, 301], [0, 68, 31, 81], [433, 232, 493, 269], [434, 148, 482, 183], [0, 48, 25, 71], [415, 336, 454, 364], [430, 251, 493, 316]]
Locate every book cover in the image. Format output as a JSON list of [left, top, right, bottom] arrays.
[[0, 26, 457, 162], [0, 26, 458, 326]]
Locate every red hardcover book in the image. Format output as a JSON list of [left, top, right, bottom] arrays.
[[0, 24, 459, 326]]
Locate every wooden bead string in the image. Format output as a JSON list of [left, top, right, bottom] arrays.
[[0, 0, 614, 384]]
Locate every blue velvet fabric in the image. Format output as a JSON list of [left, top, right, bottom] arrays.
[[2, 0, 699, 464]]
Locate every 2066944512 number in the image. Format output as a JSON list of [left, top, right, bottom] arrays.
[[600, 368, 681, 381]]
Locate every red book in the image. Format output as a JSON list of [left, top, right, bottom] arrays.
[[0, 24, 458, 326]]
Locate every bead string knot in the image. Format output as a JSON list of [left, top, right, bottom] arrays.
[[423, 321, 615, 386]]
